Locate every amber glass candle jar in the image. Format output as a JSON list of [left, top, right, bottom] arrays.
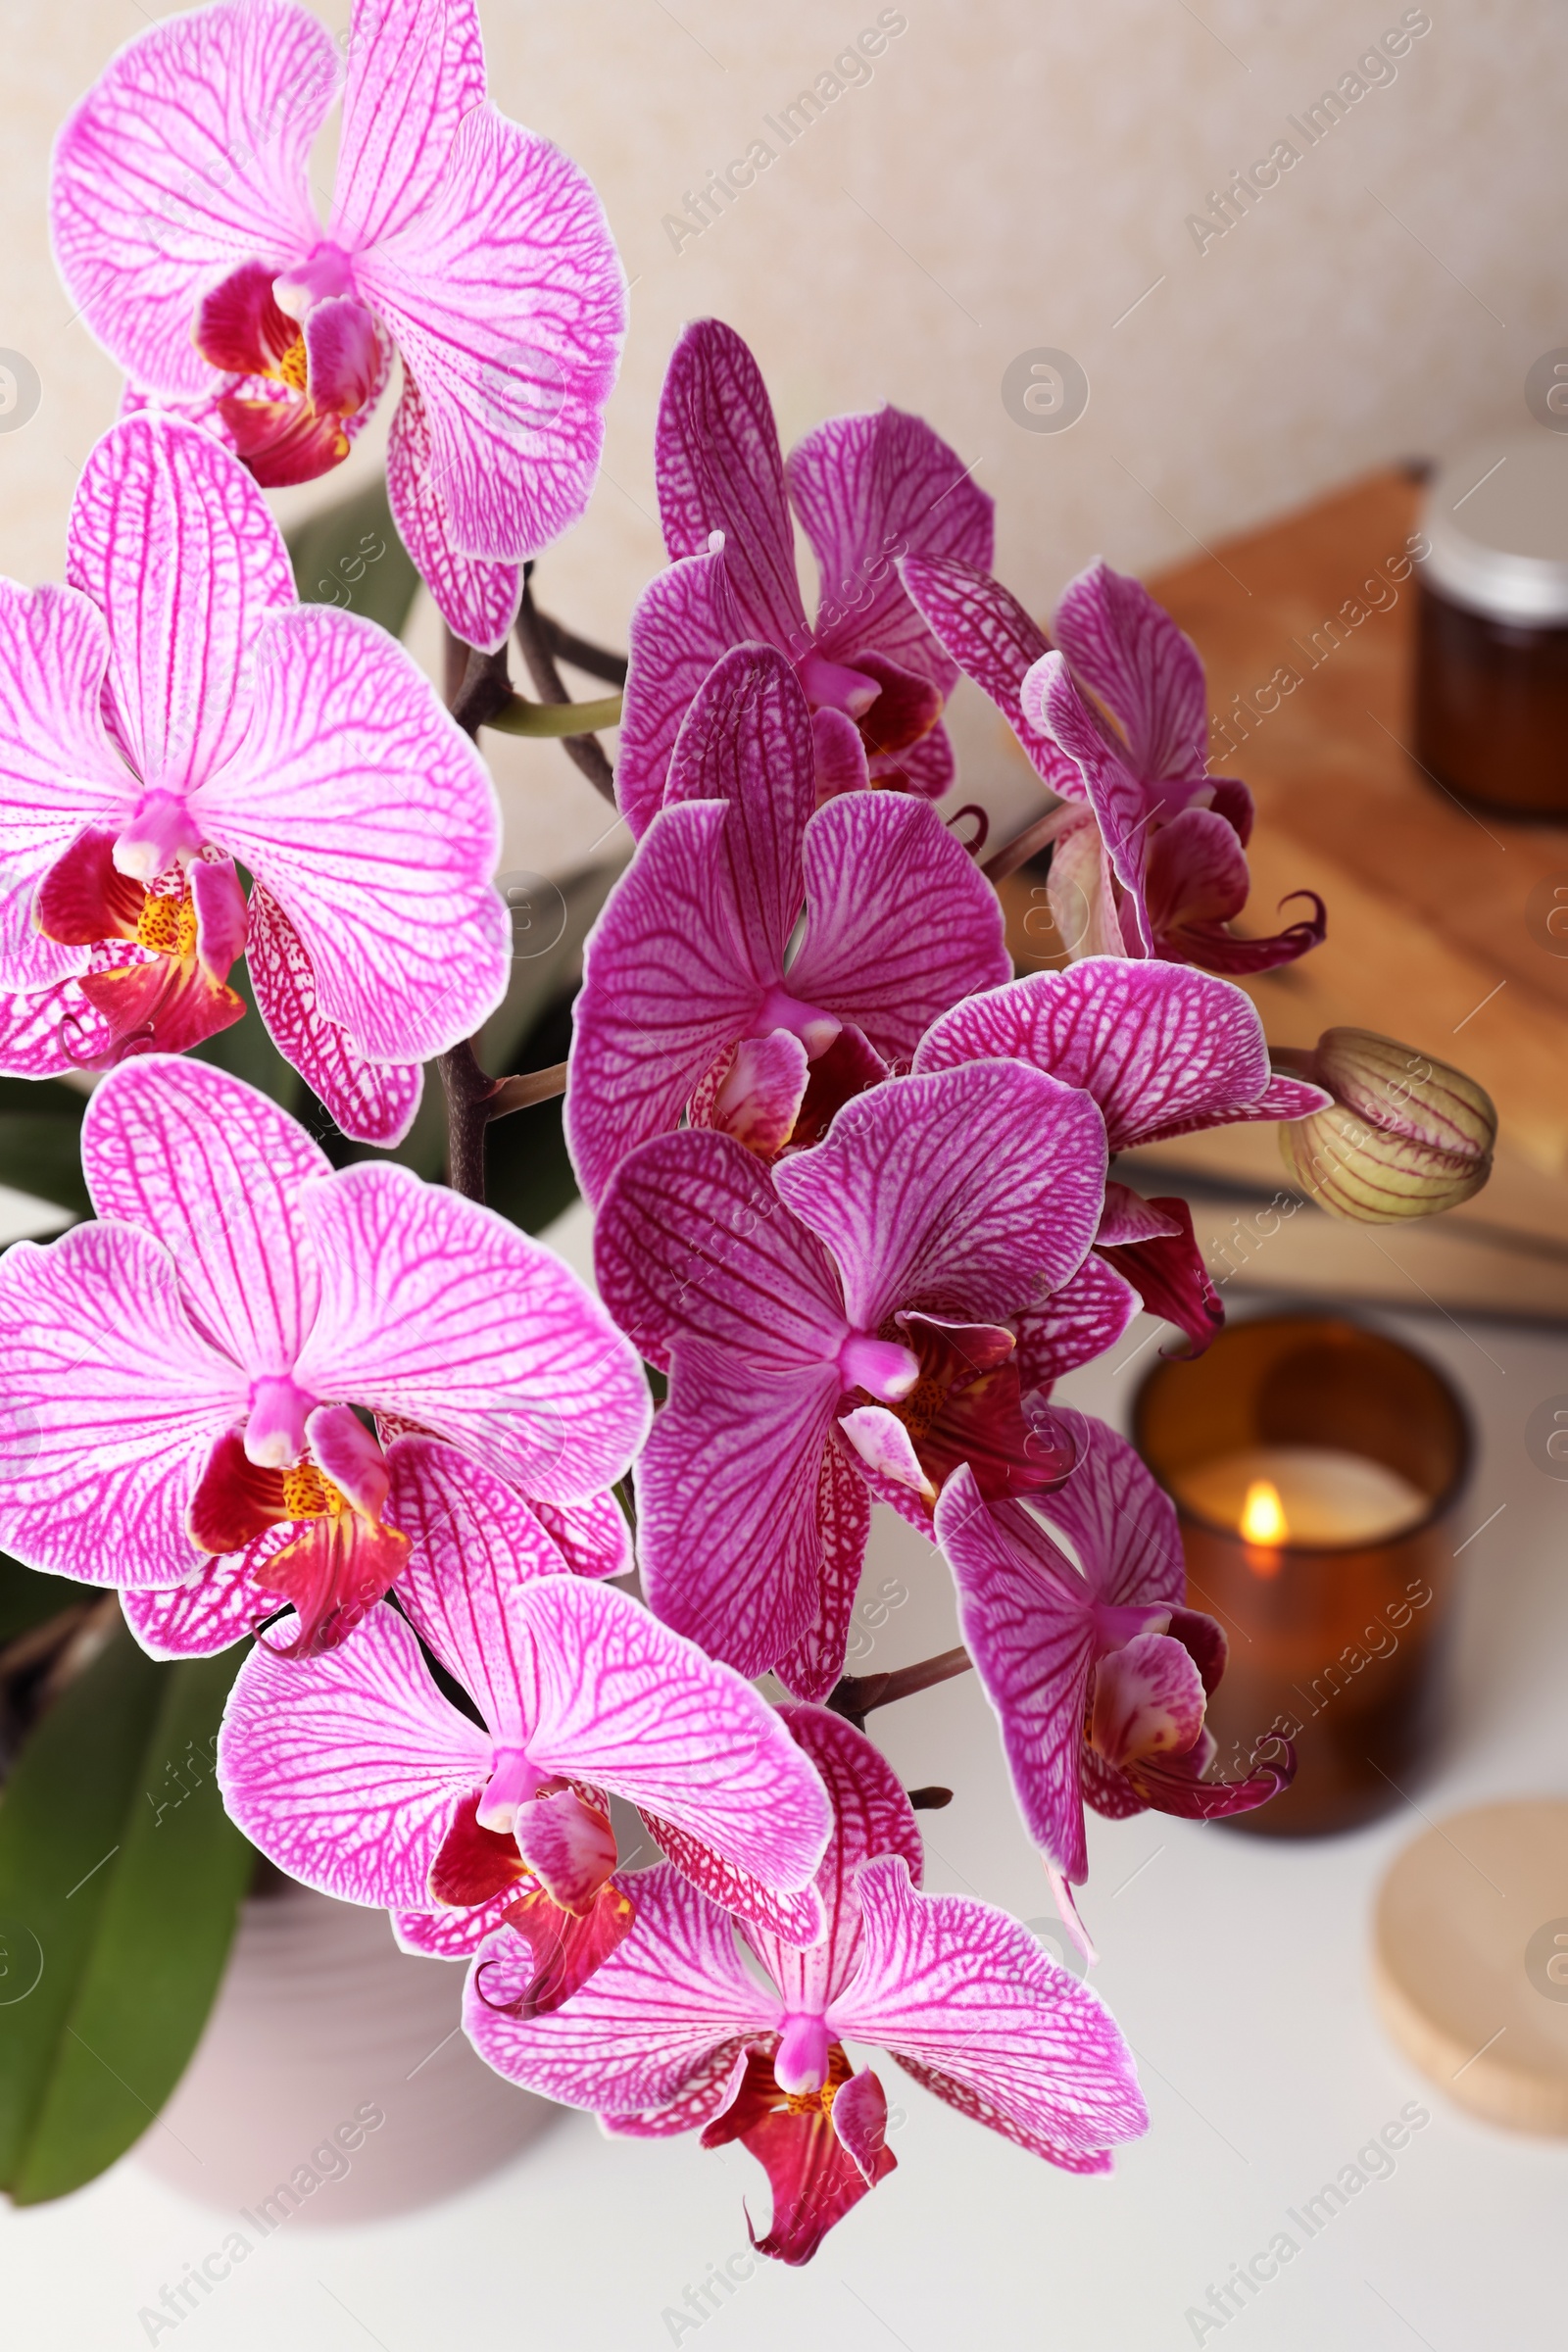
[[1414, 432, 1568, 817], [1133, 1314, 1472, 1838]]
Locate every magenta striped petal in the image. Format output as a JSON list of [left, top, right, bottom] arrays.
[[663, 645, 813, 965], [774, 1061, 1106, 1334], [512, 1577, 831, 1892], [898, 555, 1080, 795], [0, 975, 111, 1078], [329, 0, 485, 253], [393, 1885, 520, 1962], [874, 718, 956, 799], [1035, 1411, 1185, 1613], [82, 1055, 328, 1375], [787, 405, 993, 691], [1011, 1254, 1139, 1392], [245, 884, 423, 1149], [935, 1468, 1098, 1880], [0, 582, 127, 993], [601, 2043, 754, 2140], [773, 1440, 872, 1703], [1026, 655, 1154, 951], [788, 794, 1010, 1063], [50, 0, 332, 401], [655, 321, 806, 647], [532, 1491, 631, 1581], [293, 1162, 650, 1502], [831, 1855, 1147, 2166], [219, 1600, 488, 1908], [121, 1526, 303, 1658], [635, 1340, 844, 1678], [357, 103, 624, 563], [385, 373, 523, 653], [68, 417, 296, 799], [616, 549, 746, 839], [192, 603, 507, 1061], [463, 1862, 778, 2113], [637, 1816, 825, 1950], [916, 958, 1322, 1152], [0, 1222, 244, 1587], [1053, 560, 1206, 789], [747, 1708, 922, 2023], [594, 1129, 848, 1376]]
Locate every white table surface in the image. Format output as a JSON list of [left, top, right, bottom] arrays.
[[3, 1211, 1563, 2350]]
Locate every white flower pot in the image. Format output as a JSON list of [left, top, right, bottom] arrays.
[[137, 1881, 553, 2223]]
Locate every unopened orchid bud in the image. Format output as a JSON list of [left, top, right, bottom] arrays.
[[1275, 1027, 1495, 1222]]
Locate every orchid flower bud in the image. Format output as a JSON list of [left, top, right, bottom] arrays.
[[1274, 1027, 1496, 1222]]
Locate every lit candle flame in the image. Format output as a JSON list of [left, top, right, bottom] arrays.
[[1241, 1478, 1288, 1544]]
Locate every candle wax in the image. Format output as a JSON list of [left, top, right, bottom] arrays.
[[1175, 1445, 1430, 1545]]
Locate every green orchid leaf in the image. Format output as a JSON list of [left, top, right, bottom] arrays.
[[0, 1624, 253, 2205]]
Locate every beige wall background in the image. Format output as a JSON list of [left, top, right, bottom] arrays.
[[5, 0, 1565, 870]]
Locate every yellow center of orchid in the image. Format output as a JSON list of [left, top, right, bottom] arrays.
[[275, 334, 309, 392], [135, 888, 197, 959], [281, 1462, 347, 1520], [781, 2082, 839, 2119]]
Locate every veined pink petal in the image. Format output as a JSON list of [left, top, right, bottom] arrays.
[[663, 645, 814, 968], [218, 1602, 488, 1907], [393, 1883, 522, 1962], [787, 406, 993, 690], [602, 2042, 754, 2141], [511, 1788, 618, 1914], [532, 1491, 631, 1581], [68, 417, 296, 801], [385, 373, 523, 653], [1054, 560, 1206, 790], [617, 549, 747, 839], [916, 957, 1310, 1152], [788, 794, 1010, 1063], [244, 884, 423, 1148], [121, 1528, 298, 1659], [1027, 655, 1154, 950], [1092, 1632, 1207, 1773], [383, 1437, 569, 1731], [747, 1707, 923, 2024], [193, 603, 507, 1061], [1011, 1254, 1140, 1393], [330, 0, 486, 251], [773, 1439, 872, 1704], [636, 1816, 825, 1951], [656, 320, 806, 648], [635, 1340, 844, 1679], [293, 1162, 650, 1501], [832, 2066, 893, 2185], [594, 1128, 848, 1376], [50, 0, 335, 400], [898, 554, 1080, 795], [1143, 807, 1327, 974], [463, 1863, 779, 2114], [774, 1062, 1106, 1334], [1036, 1411, 1185, 1613], [0, 969, 120, 1078], [1098, 1196, 1223, 1355], [82, 1055, 328, 1374], [565, 803, 761, 1209], [511, 1576, 831, 1894], [0, 583, 129, 992], [357, 103, 624, 562], [935, 1468, 1098, 1881], [832, 1855, 1147, 2167], [0, 1222, 245, 1587]]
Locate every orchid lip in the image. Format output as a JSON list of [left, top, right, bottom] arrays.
[[244, 1374, 320, 1469], [477, 1743, 550, 1836], [773, 2011, 832, 2095]]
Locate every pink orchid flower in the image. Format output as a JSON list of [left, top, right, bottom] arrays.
[[616, 319, 993, 833], [901, 553, 1326, 974], [916, 956, 1330, 1353], [594, 1058, 1111, 1699], [934, 1418, 1296, 1953], [0, 1057, 649, 1656], [465, 1706, 1147, 2266], [218, 1437, 831, 2016], [567, 641, 1008, 1206], [0, 414, 508, 1145], [51, 0, 623, 652]]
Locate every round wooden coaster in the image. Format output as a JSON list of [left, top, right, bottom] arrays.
[[1372, 1798, 1568, 2134]]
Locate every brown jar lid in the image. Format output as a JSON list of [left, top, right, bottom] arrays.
[[1423, 433, 1568, 622]]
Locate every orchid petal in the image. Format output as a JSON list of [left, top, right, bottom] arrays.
[[663, 644, 814, 964], [121, 1539, 289, 1659], [775, 1061, 1106, 1334], [192, 603, 508, 1060], [788, 793, 1010, 1062], [869, 715, 956, 800], [833, 1855, 1147, 2167], [616, 549, 747, 839], [0, 973, 113, 1079], [0, 1223, 245, 1587], [1098, 1197, 1223, 1355], [329, 0, 486, 251], [898, 554, 1080, 794], [385, 373, 523, 653], [82, 1054, 328, 1373], [293, 1161, 650, 1501], [636, 1816, 825, 1951], [511, 1788, 618, 1914], [656, 320, 806, 647], [463, 1862, 779, 2115], [702, 2044, 894, 2265], [832, 2066, 893, 2185], [244, 883, 423, 1149], [1053, 560, 1206, 788], [50, 0, 335, 400], [532, 1491, 631, 1581], [773, 1440, 873, 1704], [1036, 1411, 1185, 1612], [1143, 808, 1327, 974], [1092, 1632, 1207, 1772], [217, 1600, 487, 1909], [357, 104, 624, 561], [393, 1884, 522, 1962], [68, 416, 297, 797], [1027, 655, 1154, 949]]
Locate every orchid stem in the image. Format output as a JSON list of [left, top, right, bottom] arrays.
[[981, 801, 1075, 884], [514, 571, 618, 806], [532, 612, 627, 689], [825, 1644, 973, 1731]]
